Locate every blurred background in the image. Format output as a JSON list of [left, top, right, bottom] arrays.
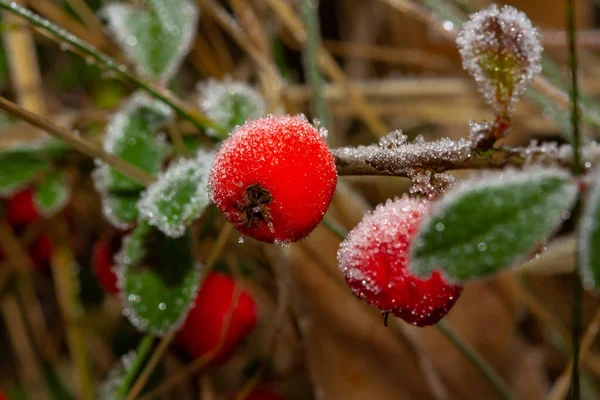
[[0, 0, 599, 399]]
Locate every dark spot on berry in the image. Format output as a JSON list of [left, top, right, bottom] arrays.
[[234, 183, 273, 229], [382, 311, 390, 327]]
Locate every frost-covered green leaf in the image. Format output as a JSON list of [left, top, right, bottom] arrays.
[[33, 171, 70, 217], [101, 0, 199, 81], [94, 92, 172, 229], [118, 221, 200, 335], [138, 151, 213, 238], [0, 149, 49, 197], [198, 79, 266, 139], [410, 168, 578, 282], [102, 92, 172, 192], [579, 172, 600, 293]]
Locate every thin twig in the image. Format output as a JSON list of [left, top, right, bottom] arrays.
[[0, 96, 156, 186], [115, 335, 155, 400]]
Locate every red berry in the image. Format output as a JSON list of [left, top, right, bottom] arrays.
[[208, 115, 337, 244], [337, 196, 463, 327], [92, 239, 119, 295], [6, 188, 40, 226], [239, 388, 285, 400], [29, 233, 53, 271], [0, 390, 6, 400], [177, 272, 257, 365]]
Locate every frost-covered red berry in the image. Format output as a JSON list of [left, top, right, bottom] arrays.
[[209, 115, 337, 244], [6, 188, 40, 226], [239, 388, 285, 400], [337, 196, 463, 327], [177, 272, 257, 365], [92, 238, 119, 295]]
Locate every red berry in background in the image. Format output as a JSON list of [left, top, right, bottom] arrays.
[[177, 272, 257, 365], [209, 115, 337, 244], [6, 188, 40, 226], [239, 388, 285, 400], [92, 239, 119, 295], [0, 390, 6, 400], [337, 196, 463, 327], [29, 233, 53, 271]]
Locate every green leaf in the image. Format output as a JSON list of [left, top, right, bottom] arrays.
[[410, 168, 578, 282], [199, 79, 266, 139], [33, 171, 70, 217], [138, 151, 213, 238], [95, 92, 173, 229], [119, 221, 200, 335], [0, 149, 49, 197], [101, 0, 199, 81], [103, 92, 172, 192], [580, 173, 600, 292], [102, 192, 140, 230]]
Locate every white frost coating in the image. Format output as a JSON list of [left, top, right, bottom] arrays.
[[334, 131, 472, 175], [410, 166, 578, 282], [101, 0, 199, 81], [103, 91, 172, 154], [138, 150, 214, 238], [92, 166, 134, 230], [198, 78, 266, 137], [579, 170, 600, 292], [457, 5, 542, 113], [115, 231, 203, 335]]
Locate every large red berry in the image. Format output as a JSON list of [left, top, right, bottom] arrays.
[[177, 272, 257, 365], [6, 188, 40, 226], [337, 196, 463, 327], [239, 388, 285, 400], [208, 115, 337, 244], [92, 238, 119, 295]]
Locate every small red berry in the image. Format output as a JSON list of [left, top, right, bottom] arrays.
[[29, 233, 53, 271], [209, 115, 337, 244], [238, 388, 285, 400], [92, 238, 119, 295], [337, 196, 463, 327], [177, 272, 257, 365], [0, 390, 7, 400], [6, 188, 40, 226]]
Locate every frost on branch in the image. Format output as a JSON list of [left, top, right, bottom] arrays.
[[94, 92, 172, 229], [198, 79, 266, 139], [138, 151, 214, 238], [333, 131, 472, 177], [410, 167, 578, 282], [457, 5, 542, 125], [101, 0, 199, 82]]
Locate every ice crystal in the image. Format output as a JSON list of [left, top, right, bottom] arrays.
[[98, 351, 137, 399], [409, 170, 457, 200], [198, 78, 266, 138], [138, 150, 214, 238], [457, 5, 542, 114]]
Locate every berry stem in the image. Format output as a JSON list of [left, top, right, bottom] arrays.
[[436, 320, 517, 400], [567, 0, 582, 397], [0, 0, 225, 137], [115, 334, 154, 400]]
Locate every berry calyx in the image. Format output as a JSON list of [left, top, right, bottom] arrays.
[[6, 188, 40, 226], [177, 272, 257, 365], [337, 196, 463, 327], [92, 238, 120, 295], [238, 388, 285, 400], [209, 115, 337, 244]]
